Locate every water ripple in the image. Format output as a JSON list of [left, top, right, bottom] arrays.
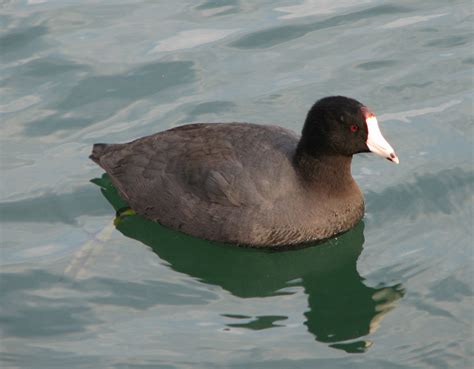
[[230, 4, 410, 49], [22, 60, 195, 137]]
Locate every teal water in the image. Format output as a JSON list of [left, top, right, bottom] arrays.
[[0, 1, 473, 368]]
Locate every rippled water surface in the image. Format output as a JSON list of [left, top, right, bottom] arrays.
[[1, 1, 473, 368]]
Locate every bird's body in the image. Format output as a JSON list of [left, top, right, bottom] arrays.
[[91, 96, 398, 247], [91, 123, 363, 246]]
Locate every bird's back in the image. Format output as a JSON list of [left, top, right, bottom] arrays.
[[91, 123, 307, 246]]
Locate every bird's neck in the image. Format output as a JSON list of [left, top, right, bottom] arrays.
[[293, 146, 354, 192]]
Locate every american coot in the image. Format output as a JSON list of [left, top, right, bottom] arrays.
[[90, 96, 398, 247]]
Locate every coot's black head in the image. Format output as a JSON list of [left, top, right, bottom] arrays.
[[299, 96, 398, 163]]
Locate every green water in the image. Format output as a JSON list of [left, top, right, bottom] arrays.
[[1, 1, 473, 368]]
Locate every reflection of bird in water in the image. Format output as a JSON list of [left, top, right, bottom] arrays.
[[302, 232, 404, 352], [92, 174, 404, 353]]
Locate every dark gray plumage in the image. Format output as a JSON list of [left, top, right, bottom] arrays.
[[90, 96, 398, 247]]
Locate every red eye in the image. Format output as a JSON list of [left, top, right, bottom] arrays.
[[350, 124, 359, 132]]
